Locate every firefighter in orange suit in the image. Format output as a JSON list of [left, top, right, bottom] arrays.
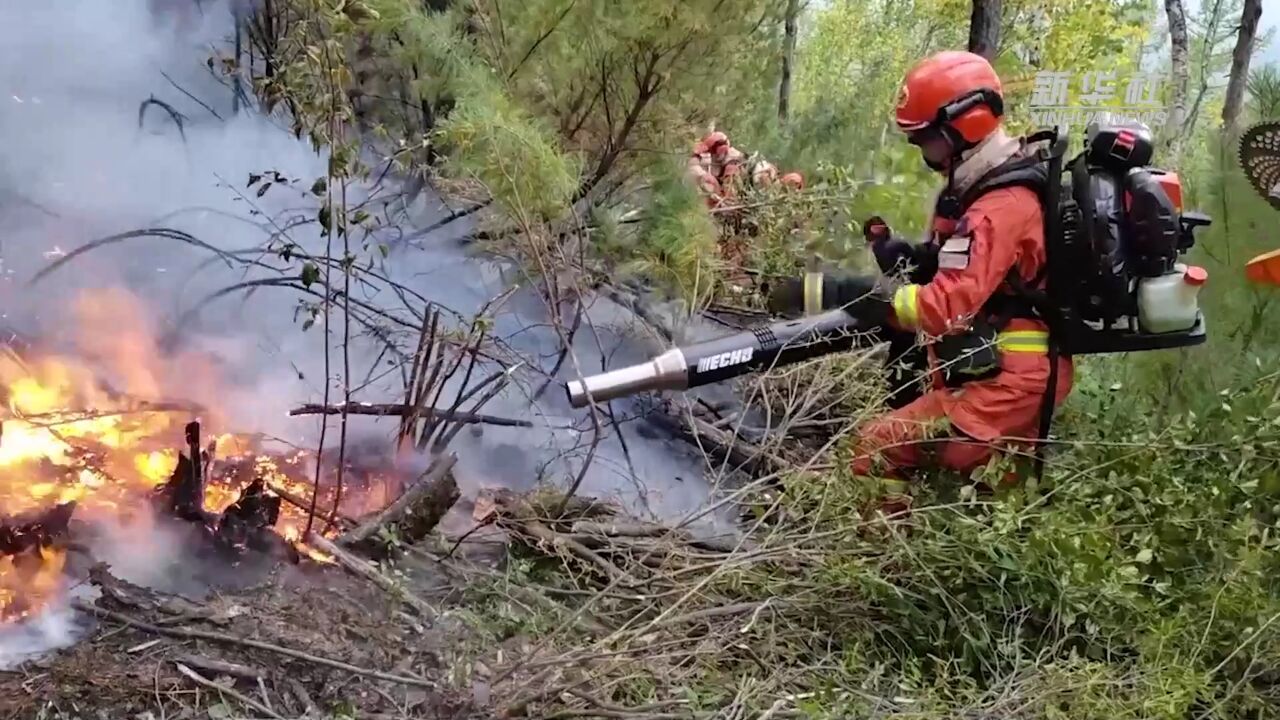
[[687, 132, 804, 208], [767, 51, 1074, 494]]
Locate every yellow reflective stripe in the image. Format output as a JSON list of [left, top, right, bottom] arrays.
[[892, 285, 920, 328], [803, 272, 824, 316], [997, 329, 1050, 353]]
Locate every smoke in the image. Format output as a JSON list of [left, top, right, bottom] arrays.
[[0, 594, 84, 670], [0, 0, 737, 545]]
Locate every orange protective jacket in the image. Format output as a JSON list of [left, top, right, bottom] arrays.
[[891, 186, 1073, 441], [847, 184, 1074, 476]]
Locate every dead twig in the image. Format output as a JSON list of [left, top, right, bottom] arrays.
[[305, 532, 438, 620], [72, 599, 438, 689], [173, 652, 266, 681], [138, 96, 187, 140], [174, 662, 284, 719], [290, 402, 535, 428]]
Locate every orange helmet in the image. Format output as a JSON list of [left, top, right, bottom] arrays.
[[780, 172, 804, 189], [717, 146, 745, 172], [894, 51, 1004, 146], [694, 131, 730, 156]]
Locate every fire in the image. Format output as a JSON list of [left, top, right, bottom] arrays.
[[0, 342, 350, 620], [0, 546, 66, 622]]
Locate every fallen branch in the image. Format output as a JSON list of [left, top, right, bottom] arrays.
[[174, 653, 266, 681], [569, 519, 747, 555], [648, 404, 791, 477], [174, 662, 283, 719], [266, 483, 358, 528], [515, 519, 632, 585], [305, 532, 438, 621], [290, 402, 534, 428], [339, 453, 459, 547], [73, 600, 438, 689]]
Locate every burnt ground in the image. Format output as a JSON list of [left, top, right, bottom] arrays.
[[0, 546, 489, 720]]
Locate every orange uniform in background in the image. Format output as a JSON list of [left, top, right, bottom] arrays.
[[686, 131, 804, 209]]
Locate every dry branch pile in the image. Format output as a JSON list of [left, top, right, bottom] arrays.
[[459, 487, 888, 719]]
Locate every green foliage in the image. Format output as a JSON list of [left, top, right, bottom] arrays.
[[250, 0, 1280, 715], [1247, 62, 1280, 121], [471, 0, 783, 171], [437, 87, 582, 222], [615, 163, 721, 308]]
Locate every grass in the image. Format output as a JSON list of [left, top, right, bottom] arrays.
[[449, 147, 1280, 719]]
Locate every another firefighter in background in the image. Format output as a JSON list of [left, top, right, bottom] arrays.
[[688, 130, 808, 294], [687, 131, 804, 211], [767, 50, 1074, 499]]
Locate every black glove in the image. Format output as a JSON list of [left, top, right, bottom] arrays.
[[765, 272, 893, 328], [764, 277, 805, 317], [864, 215, 936, 283], [826, 273, 893, 328]]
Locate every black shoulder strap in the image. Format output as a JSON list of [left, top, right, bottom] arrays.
[[960, 154, 1049, 208]]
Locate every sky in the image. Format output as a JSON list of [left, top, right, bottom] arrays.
[[1261, 0, 1280, 67]]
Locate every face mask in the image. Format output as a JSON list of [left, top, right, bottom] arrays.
[[909, 128, 950, 172]]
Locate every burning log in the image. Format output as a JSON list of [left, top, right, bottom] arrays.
[[152, 421, 215, 524], [0, 501, 76, 556], [147, 423, 300, 562], [0, 501, 77, 620], [214, 476, 295, 561], [289, 402, 534, 428], [266, 483, 357, 530], [338, 453, 459, 552]]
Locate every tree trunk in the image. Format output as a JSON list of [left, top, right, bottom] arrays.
[[967, 0, 1002, 60], [1181, 0, 1228, 141], [1164, 0, 1191, 161], [778, 0, 800, 125], [1222, 0, 1263, 136]]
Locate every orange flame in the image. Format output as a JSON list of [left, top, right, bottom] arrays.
[[0, 288, 383, 621]]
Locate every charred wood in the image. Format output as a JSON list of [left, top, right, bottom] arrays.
[[0, 501, 76, 555], [214, 476, 296, 562], [153, 422, 215, 524], [339, 453, 459, 552]]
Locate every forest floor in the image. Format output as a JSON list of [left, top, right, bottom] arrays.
[[0, 552, 486, 720]]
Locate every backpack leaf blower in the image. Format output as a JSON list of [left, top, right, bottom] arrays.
[[564, 309, 877, 408]]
